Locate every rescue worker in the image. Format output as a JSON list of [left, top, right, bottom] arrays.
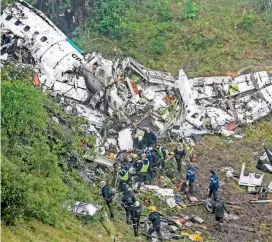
[[131, 201, 142, 236], [145, 148, 154, 182], [174, 145, 186, 173], [189, 154, 197, 163], [154, 144, 167, 169], [121, 186, 136, 224], [101, 181, 114, 218], [181, 164, 195, 194], [209, 170, 219, 200], [213, 197, 229, 231], [131, 153, 139, 168], [118, 161, 129, 193], [147, 206, 162, 240], [136, 154, 150, 190], [164, 151, 176, 178], [142, 127, 157, 148]]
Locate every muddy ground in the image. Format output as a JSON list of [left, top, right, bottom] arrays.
[[177, 136, 272, 242]]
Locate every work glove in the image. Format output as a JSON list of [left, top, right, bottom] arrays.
[[186, 181, 189, 186]]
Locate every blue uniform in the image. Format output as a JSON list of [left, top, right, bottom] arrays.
[[209, 173, 219, 200], [145, 150, 153, 162], [209, 174, 219, 191], [121, 161, 129, 171], [186, 167, 195, 183]]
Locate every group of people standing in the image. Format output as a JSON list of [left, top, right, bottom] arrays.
[[99, 127, 228, 239]]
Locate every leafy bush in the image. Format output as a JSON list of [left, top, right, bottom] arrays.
[[1, 76, 95, 226], [238, 9, 255, 31], [252, 0, 272, 22], [185, 0, 199, 19], [1, 158, 30, 225], [98, 0, 127, 39], [148, 35, 167, 55], [156, 0, 172, 22], [183, 32, 217, 51], [1, 81, 47, 153]]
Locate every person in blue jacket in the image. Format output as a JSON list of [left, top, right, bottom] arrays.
[[181, 164, 195, 194], [209, 170, 219, 200], [186, 164, 195, 194], [145, 147, 154, 181]]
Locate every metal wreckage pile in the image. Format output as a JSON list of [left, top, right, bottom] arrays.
[[2, 1, 272, 155], [1, 1, 272, 236]]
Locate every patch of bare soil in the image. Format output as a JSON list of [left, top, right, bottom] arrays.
[[189, 138, 272, 242]]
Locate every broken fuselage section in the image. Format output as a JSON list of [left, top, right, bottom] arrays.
[[1, 1, 272, 152]]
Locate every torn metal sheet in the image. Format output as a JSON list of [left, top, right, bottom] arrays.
[[1, 0, 272, 152], [72, 201, 99, 216], [93, 155, 116, 167], [239, 163, 264, 186]]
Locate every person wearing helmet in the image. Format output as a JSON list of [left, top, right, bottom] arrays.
[[136, 153, 150, 189], [142, 127, 157, 148], [174, 145, 186, 173], [118, 161, 129, 193], [209, 170, 219, 200], [121, 186, 136, 224], [144, 148, 154, 182], [181, 163, 195, 194], [131, 153, 139, 169], [131, 201, 142, 236], [148, 206, 162, 240], [190, 154, 197, 163], [100, 181, 114, 218]]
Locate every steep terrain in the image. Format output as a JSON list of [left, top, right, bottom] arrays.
[[1, 0, 272, 242]]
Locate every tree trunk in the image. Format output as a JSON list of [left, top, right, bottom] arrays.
[[71, 0, 86, 27]]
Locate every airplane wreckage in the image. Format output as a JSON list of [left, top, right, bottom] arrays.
[[1, 1, 272, 154]]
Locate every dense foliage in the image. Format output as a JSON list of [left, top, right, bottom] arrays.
[[1, 71, 95, 226]]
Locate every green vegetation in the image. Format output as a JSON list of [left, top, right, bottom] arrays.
[[1, 65, 137, 241], [75, 0, 272, 77], [1, 0, 272, 241], [1, 74, 94, 226]]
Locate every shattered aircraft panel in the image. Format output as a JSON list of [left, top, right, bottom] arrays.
[[1, 1, 272, 154]]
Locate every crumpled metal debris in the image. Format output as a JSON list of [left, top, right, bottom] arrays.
[[256, 147, 272, 173], [1, 1, 272, 155], [239, 163, 264, 186], [71, 201, 100, 216], [139, 185, 177, 208]]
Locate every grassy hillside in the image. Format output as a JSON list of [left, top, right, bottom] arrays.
[[1, 0, 272, 241], [76, 0, 272, 77]]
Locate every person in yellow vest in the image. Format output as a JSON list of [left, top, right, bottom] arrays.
[[118, 161, 129, 193], [136, 153, 150, 190]]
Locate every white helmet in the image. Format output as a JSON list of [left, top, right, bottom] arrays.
[[100, 181, 106, 187]]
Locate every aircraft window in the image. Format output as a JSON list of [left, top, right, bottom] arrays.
[[32, 31, 39, 38], [15, 20, 22, 26], [5, 15, 13, 21], [23, 26, 30, 32], [40, 36, 47, 42]]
